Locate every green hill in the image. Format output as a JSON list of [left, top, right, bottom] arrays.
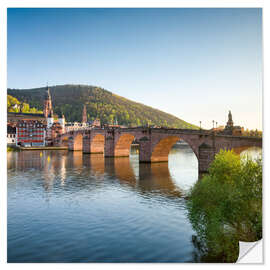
[[8, 84, 198, 129], [7, 94, 43, 114]]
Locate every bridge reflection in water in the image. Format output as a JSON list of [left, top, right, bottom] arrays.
[[7, 144, 200, 198], [7, 144, 261, 195]]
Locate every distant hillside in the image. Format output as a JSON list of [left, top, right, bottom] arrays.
[[7, 94, 43, 114], [8, 84, 198, 129]]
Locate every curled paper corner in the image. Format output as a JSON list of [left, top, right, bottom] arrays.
[[236, 239, 263, 263]]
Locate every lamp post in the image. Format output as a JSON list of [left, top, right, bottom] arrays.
[[212, 120, 215, 129], [199, 121, 201, 130]]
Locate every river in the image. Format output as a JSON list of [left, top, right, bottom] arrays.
[[7, 145, 261, 262]]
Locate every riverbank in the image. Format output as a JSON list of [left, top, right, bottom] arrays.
[[7, 146, 20, 152], [19, 146, 68, 150]]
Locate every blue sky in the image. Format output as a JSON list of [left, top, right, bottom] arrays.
[[7, 8, 262, 129]]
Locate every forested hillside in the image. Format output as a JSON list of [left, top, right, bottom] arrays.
[[7, 95, 43, 114], [8, 84, 198, 129]]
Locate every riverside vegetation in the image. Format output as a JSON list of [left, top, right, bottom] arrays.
[[187, 150, 262, 262]]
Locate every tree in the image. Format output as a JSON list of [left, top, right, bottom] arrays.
[[187, 150, 262, 262], [7, 95, 43, 114], [7, 95, 20, 112]]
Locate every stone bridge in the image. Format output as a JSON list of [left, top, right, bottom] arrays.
[[54, 127, 262, 174]]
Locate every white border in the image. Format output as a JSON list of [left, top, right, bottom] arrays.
[[1, 0, 268, 269], [0, 0, 266, 8]]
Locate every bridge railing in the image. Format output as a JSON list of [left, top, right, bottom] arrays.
[[55, 126, 262, 140]]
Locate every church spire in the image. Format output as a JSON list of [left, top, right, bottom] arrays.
[[44, 84, 53, 118], [226, 110, 234, 129], [82, 104, 87, 123]]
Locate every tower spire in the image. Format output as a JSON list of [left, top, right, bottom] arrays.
[[82, 104, 87, 123], [225, 110, 234, 129], [44, 84, 53, 118]]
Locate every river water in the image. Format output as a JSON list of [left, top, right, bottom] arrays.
[[7, 145, 261, 263]]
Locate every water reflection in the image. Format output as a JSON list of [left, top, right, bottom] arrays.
[[89, 154, 105, 175], [240, 146, 262, 160], [81, 153, 183, 197], [114, 157, 137, 186], [8, 145, 198, 262], [7, 146, 197, 198]]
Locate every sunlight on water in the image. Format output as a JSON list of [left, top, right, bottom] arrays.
[[240, 147, 262, 161]]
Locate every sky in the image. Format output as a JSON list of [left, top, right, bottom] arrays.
[[7, 8, 262, 130]]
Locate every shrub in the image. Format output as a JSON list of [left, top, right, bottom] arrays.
[[187, 150, 262, 262]]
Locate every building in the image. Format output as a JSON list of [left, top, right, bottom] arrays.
[[42, 86, 67, 144], [46, 121, 65, 146], [221, 111, 243, 136], [8, 112, 46, 126], [59, 113, 65, 132], [7, 125, 16, 145], [8, 86, 68, 147], [65, 122, 90, 132], [91, 118, 101, 127], [45, 112, 66, 145], [16, 120, 46, 147], [44, 85, 53, 118], [232, 126, 244, 136]]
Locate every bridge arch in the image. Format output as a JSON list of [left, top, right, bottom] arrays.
[[151, 135, 199, 163], [114, 133, 135, 157], [90, 134, 105, 153], [233, 145, 262, 155], [69, 133, 83, 151]]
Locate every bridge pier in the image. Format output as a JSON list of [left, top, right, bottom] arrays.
[[83, 130, 105, 154], [139, 136, 152, 162], [105, 130, 115, 157], [83, 134, 91, 153], [198, 143, 216, 174], [68, 134, 83, 151], [68, 137, 74, 151]]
